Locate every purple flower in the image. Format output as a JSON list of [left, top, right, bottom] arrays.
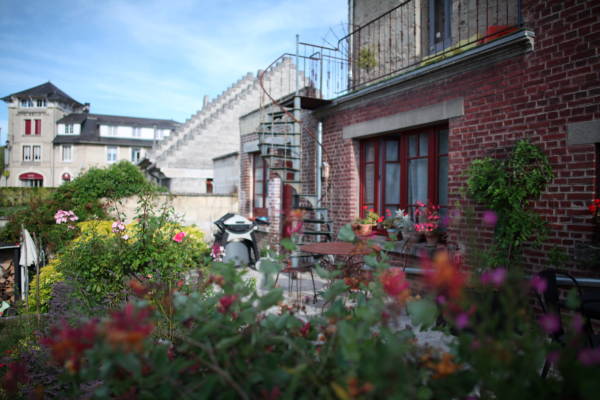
[[482, 210, 498, 227], [530, 275, 547, 294], [481, 268, 507, 287], [455, 312, 470, 330], [578, 348, 600, 366], [570, 313, 584, 333], [539, 313, 560, 334]]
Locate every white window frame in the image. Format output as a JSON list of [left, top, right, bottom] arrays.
[[106, 146, 118, 162], [62, 144, 73, 162], [23, 145, 32, 161], [132, 127, 141, 137], [36, 99, 47, 108], [33, 145, 41, 161], [65, 124, 74, 134], [131, 147, 141, 162], [108, 126, 117, 136], [20, 99, 33, 108]]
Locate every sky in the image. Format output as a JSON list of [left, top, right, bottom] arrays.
[[0, 0, 348, 144]]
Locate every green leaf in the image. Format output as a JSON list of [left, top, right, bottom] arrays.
[[565, 288, 581, 310], [315, 265, 341, 280], [280, 238, 297, 251], [216, 335, 243, 351], [407, 298, 438, 328], [337, 224, 356, 242], [259, 288, 284, 310]]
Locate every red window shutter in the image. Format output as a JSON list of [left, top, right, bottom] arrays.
[[25, 119, 31, 135], [35, 119, 42, 135]]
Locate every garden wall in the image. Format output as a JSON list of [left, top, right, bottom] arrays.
[[112, 194, 239, 239]]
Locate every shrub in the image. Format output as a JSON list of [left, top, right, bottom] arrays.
[[26, 259, 63, 313]]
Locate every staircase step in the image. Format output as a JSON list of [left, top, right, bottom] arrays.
[[302, 231, 333, 237], [261, 154, 300, 160], [257, 131, 299, 136], [259, 121, 296, 126], [303, 218, 333, 224], [270, 167, 300, 172]]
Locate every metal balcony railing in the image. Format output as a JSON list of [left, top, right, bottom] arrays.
[[338, 0, 523, 92]]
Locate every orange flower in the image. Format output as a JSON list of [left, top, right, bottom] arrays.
[[105, 304, 154, 352], [422, 251, 467, 300], [380, 267, 410, 303]]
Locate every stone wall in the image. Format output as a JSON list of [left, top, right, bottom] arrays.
[[113, 193, 238, 239]]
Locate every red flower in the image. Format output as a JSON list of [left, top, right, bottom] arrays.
[[105, 304, 154, 352], [172, 231, 187, 242], [0, 361, 28, 395], [128, 279, 150, 297], [217, 295, 238, 314], [299, 321, 311, 338], [380, 268, 410, 303], [41, 320, 98, 373]]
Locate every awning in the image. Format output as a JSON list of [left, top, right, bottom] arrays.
[[19, 172, 43, 180]]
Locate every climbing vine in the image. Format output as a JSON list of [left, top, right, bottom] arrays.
[[465, 140, 554, 267]]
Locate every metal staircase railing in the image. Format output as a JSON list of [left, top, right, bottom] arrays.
[[257, 36, 344, 245]]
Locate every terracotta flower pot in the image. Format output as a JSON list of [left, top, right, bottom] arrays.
[[353, 223, 374, 236]]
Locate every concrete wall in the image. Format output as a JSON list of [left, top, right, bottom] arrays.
[[213, 153, 239, 194], [113, 193, 239, 238]]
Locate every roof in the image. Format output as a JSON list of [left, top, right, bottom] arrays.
[[213, 151, 239, 161], [1, 82, 83, 107], [57, 113, 180, 129], [53, 113, 179, 147], [53, 135, 155, 147]]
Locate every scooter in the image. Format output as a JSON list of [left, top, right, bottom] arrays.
[[212, 213, 269, 268]]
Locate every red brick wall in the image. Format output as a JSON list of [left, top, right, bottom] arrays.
[[319, 0, 600, 273]]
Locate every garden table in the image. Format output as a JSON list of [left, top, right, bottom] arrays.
[[298, 241, 376, 280]]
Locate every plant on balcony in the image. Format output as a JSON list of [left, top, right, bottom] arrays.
[[357, 47, 377, 71]]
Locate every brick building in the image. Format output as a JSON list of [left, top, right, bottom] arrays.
[[241, 0, 600, 273]]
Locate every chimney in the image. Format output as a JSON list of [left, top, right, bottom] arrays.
[[83, 102, 90, 113]]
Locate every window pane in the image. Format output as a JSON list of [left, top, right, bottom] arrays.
[[438, 129, 449, 154], [254, 195, 263, 208], [255, 182, 263, 195], [438, 155, 448, 206], [409, 135, 417, 157], [365, 164, 375, 203], [385, 163, 400, 204], [419, 134, 428, 156], [408, 158, 428, 204], [365, 142, 375, 162], [385, 141, 398, 162]]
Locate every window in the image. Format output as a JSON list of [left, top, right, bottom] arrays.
[[131, 147, 141, 162], [20, 99, 33, 108], [429, 0, 452, 53], [206, 178, 214, 194], [107, 146, 117, 162], [34, 119, 41, 135], [23, 146, 32, 161], [36, 99, 46, 107], [108, 126, 117, 136], [33, 145, 41, 161], [62, 145, 72, 162], [132, 127, 141, 137], [360, 126, 449, 218], [65, 124, 74, 134], [253, 153, 268, 215], [25, 119, 32, 135]]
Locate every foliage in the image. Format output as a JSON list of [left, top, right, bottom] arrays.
[[355, 206, 383, 225], [357, 47, 377, 71], [27, 259, 63, 313], [0, 187, 55, 208], [465, 140, 554, 266], [0, 161, 159, 250], [55, 194, 209, 312], [414, 202, 442, 234], [3, 235, 598, 399]]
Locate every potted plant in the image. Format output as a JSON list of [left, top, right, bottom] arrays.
[[353, 207, 382, 236], [414, 202, 441, 246], [393, 209, 416, 242]]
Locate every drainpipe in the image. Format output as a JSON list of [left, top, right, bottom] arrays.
[[316, 121, 323, 206]]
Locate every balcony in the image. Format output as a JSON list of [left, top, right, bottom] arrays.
[[340, 0, 524, 93]]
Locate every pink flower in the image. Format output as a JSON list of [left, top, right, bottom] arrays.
[[539, 313, 560, 334], [217, 295, 238, 314], [54, 210, 78, 225], [482, 210, 498, 227], [172, 231, 187, 242], [480, 268, 507, 287], [455, 312, 470, 330], [578, 348, 600, 366], [112, 221, 126, 233], [530, 275, 547, 294], [121, 234, 130, 240]]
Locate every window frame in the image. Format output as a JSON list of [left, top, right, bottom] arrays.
[[132, 127, 141, 137], [62, 144, 73, 162], [24, 119, 32, 135], [359, 125, 449, 218], [22, 145, 32, 161], [429, 0, 453, 53], [34, 119, 42, 135], [32, 145, 41, 161], [252, 153, 268, 217], [131, 147, 141, 162], [106, 146, 118, 162]]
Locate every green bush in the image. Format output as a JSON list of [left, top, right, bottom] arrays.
[[27, 259, 63, 313]]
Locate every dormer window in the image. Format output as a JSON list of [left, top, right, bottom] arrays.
[[65, 124, 74, 134], [36, 99, 47, 107], [20, 99, 33, 108], [132, 127, 141, 137]]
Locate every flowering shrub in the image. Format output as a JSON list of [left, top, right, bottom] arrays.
[[26, 259, 63, 313], [414, 201, 441, 233], [356, 206, 383, 225]]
